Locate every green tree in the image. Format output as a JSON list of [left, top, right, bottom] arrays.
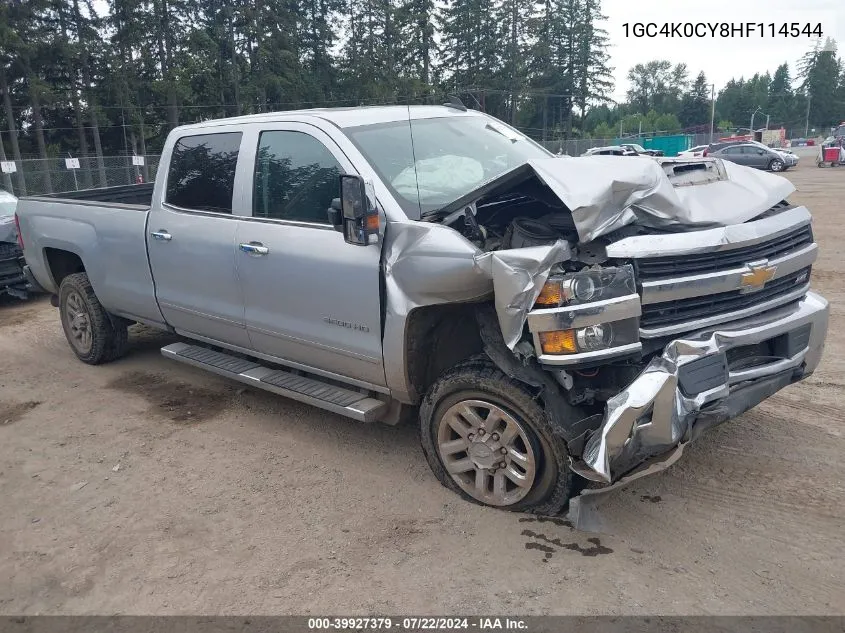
[[767, 63, 794, 127], [798, 38, 842, 128], [679, 71, 710, 129], [626, 60, 687, 114]]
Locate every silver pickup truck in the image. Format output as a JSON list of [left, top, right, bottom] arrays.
[[15, 106, 828, 514]]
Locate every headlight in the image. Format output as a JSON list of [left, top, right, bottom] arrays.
[[535, 265, 636, 308], [537, 320, 638, 356]]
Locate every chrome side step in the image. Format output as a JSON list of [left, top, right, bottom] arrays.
[[161, 342, 389, 422]]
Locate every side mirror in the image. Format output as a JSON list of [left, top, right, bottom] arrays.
[[758, 149, 765, 155], [327, 198, 342, 231], [328, 174, 379, 246]]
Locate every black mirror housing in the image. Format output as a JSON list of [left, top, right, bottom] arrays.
[[327, 198, 343, 232], [337, 174, 379, 246]]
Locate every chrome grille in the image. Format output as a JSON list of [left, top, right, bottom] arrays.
[[640, 267, 810, 329], [635, 223, 813, 280]]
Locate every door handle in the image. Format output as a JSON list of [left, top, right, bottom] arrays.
[[151, 230, 172, 241], [239, 242, 269, 255]]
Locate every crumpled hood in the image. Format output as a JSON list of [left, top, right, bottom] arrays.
[[529, 156, 795, 242], [0, 214, 17, 245], [439, 156, 795, 243]]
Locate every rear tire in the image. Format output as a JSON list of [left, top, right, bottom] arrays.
[[59, 272, 129, 365], [419, 358, 573, 515]]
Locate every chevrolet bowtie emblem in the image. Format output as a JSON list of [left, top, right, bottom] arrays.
[[740, 262, 777, 291]]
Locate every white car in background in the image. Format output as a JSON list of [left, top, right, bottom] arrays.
[[677, 145, 709, 157], [1, 188, 29, 299]]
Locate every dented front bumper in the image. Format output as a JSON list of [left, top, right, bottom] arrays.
[[570, 291, 829, 485]]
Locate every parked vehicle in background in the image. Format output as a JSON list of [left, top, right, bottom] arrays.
[[581, 145, 637, 157], [677, 145, 709, 158], [0, 189, 29, 300], [620, 143, 664, 157], [15, 106, 829, 514], [708, 142, 790, 171]]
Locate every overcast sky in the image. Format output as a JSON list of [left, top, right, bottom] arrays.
[[600, 0, 844, 102]]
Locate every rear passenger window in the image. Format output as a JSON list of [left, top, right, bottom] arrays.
[[253, 131, 342, 224], [165, 132, 241, 213]]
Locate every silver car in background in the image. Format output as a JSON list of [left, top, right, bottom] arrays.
[[708, 143, 792, 172]]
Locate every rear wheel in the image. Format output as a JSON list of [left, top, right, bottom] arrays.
[[59, 272, 129, 365], [419, 359, 573, 514]]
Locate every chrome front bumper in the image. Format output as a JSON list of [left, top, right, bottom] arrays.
[[571, 291, 829, 485]]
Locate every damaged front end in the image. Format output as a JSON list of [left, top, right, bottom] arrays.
[[572, 292, 828, 485], [376, 116, 828, 492]]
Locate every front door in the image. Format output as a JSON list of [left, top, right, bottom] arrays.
[[147, 130, 251, 348], [235, 124, 386, 387]]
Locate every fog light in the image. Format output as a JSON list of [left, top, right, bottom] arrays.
[[539, 329, 578, 354], [576, 324, 613, 351]]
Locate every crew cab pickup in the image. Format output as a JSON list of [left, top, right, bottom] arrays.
[[15, 106, 829, 514]]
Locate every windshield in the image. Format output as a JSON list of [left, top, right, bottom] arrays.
[[0, 190, 17, 217], [628, 144, 646, 152], [344, 115, 552, 218]]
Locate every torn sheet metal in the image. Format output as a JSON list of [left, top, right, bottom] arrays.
[[380, 221, 572, 400], [434, 156, 795, 244], [382, 219, 570, 350], [473, 240, 571, 349], [529, 156, 795, 242], [574, 291, 829, 484]]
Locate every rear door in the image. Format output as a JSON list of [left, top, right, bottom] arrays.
[[739, 145, 767, 167], [147, 129, 251, 348], [235, 123, 386, 388], [719, 146, 746, 165]]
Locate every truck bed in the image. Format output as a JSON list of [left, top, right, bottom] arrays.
[[16, 186, 165, 326], [37, 182, 154, 207]]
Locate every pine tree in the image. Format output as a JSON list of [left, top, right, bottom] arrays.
[[679, 71, 710, 129], [767, 63, 794, 127], [798, 38, 842, 127]]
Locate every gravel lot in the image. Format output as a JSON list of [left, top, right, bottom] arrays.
[[1, 160, 843, 615]]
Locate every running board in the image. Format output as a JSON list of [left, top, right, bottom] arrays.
[[161, 342, 388, 422]]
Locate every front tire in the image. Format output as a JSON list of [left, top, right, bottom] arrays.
[[769, 158, 785, 172], [59, 272, 129, 365], [419, 358, 573, 514]]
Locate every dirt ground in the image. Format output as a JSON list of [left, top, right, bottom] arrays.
[[1, 161, 843, 616]]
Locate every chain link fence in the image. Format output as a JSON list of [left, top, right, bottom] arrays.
[[0, 155, 161, 198]]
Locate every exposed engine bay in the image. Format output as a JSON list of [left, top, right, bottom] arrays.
[[429, 155, 795, 255]]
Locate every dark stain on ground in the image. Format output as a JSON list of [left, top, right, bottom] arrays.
[[106, 370, 233, 423], [0, 400, 41, 426], [640, 495, 662, 503], [525, 541, 555, 562], [522, 529, 613, 558], [518, 516, 573, 528]]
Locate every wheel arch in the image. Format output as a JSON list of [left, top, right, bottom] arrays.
[[403, 302, 485, 403], [44, 247, 86, 289]]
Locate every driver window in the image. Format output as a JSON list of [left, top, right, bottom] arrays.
[[253, 131, 342, 224]]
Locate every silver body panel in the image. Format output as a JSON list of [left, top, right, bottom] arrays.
[[576, 291, 829, 484], [15, 105, 829, 490]]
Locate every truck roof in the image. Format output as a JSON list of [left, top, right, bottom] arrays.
[[171, 105, 482, 134]]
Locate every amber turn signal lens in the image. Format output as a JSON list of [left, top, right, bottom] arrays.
[[535, 281, 562, 307], [365, 212, 380, 233], [539, 329, 577, 354]]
